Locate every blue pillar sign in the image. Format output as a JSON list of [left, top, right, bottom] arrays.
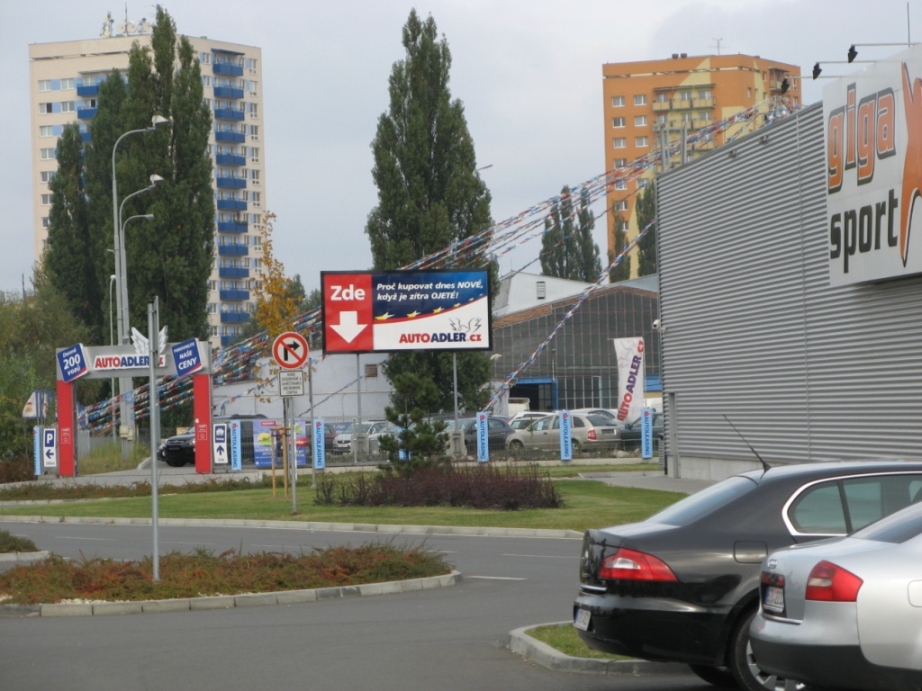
[[476, 412, 489, 462], [229, 421, 242, 471], [641, 407, 654, 459], [43, 428, 57, 468], [559, 410, 573, 462], [213, 423, 228, 465], [313, 419, 326, 470], [33, 426, 42, 476]]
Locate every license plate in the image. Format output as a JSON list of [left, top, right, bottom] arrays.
[[763, 585, 785, 613], [574, 608, 591, 630], [601, 429, 614, 436]]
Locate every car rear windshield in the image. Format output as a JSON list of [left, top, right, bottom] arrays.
[[852, 502, 922, 544], [647, 476, 758, 526]]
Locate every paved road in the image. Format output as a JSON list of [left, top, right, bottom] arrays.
[[0, 466, 718, 690]]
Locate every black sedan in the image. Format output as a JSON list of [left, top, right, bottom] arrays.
[[157, 432, 195, 467], [573, 460, 922, 691], [619, 411, 664, 450], [446, 416, 516, 454]]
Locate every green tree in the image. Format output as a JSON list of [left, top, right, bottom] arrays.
[[636, 182, 657, 276], [365, 9, 494, 413], [608, 208, 632, 282], [540, 186, 602, 282], [377, 371, 450, 469], [43, 124, 101, 343]]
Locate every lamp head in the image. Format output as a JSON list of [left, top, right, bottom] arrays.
[[140, 214, 155, 220], [149, 174, 164, 186], [812, 62, 822, 80], [847, 45, 858, 63], [151, 115, 170, 127]]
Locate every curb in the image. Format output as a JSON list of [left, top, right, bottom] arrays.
[[0, 550, 50, 563], [508, 622, 689, 676], [0, 569, 462, 618], [0, 515, 584, 540]]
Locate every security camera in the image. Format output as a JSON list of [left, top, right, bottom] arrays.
[[652, 319, 662, 331]]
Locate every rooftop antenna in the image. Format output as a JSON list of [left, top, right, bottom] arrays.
[[723, 415, 772, 473], [712, 38, 723, 55]]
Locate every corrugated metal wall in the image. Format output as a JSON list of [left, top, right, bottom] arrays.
[[658, 102, 922, 474]]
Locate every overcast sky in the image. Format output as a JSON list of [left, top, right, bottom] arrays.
[[2, 0, 919, 295]]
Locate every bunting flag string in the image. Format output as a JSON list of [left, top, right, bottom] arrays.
[[83, 96, 796, 432]]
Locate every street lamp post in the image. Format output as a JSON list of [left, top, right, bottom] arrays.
[[111, 114, 168, 449], [117, 183, 162, 345], [109, 274, 117, 443]]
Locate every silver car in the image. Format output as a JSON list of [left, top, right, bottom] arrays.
[[751, 498, 922, 691], [506, 412, 620, 453]]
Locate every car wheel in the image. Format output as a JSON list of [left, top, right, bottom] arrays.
[[508, 440, 524, 450], [165, 457, 186, 468], [688, 664, 736, 688], [571, 439, 582, 455], [729, 609, 802, 691]]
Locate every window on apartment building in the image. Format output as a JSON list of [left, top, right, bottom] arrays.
[[209, 326, 218, 337], [39, 103, 53, 114], [615, 180, 627, 190], [208, 280, 217, 292], [61, 101, 75, 112], [634, 115, 648, 127], [201, 75, 211, 87], [681, 112, 694, 123], [249, 125, 259, 139], [41, 194, 53, 205], [612, 138, 627, 149], [614, 158, 627, 168], [251, 191, 261, 207], [250, 147, 260, 161], [207, 303, 217, 314], [636, 136, 649, 147], [246, 80, 257, 94], [248, 102, 258, 117], [698, 89, 712, 100], [657, 113, 668, 124], [38, 80, 52, 92], [252, 235, 262, 249], [61, 78, 74, 90], [200, 52, 212, 65], [252, 258, 262, 270], [680, 91, 692, 102], [250, 169, 260, 182], [614, 200, 628, 211], [250, 213, 261, 225], [656, 93, 668, 103], [634, 94, 647, 106], [41, 171, 55, 183], [611, 95, 625, 107], [39, 125, 54, 137], [40, 148, 56, 160], [41, 217, 50, 228], [638, 178, 650, 189], [699, 111, 713, 123], [245, 58, 257, 71], [612, 117, 625, 128]]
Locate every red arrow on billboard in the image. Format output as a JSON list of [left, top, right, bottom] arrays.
[[322, 273, 374, 352]]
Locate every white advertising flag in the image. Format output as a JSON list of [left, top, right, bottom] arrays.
[[614, 337, 646, 424]]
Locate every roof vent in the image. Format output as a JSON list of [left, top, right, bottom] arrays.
[[672, 53, 679, 59], [536, 281, 546, 300], [680, 53, 687, 58]]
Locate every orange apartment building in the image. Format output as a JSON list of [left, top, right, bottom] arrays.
[[602, 53, 801, 274]]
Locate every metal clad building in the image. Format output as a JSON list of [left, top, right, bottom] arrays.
[[657, 100, 922, 479]]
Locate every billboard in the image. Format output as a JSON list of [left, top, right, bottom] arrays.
[[321, 269, 492, 353], [825, 43, 922, 284]]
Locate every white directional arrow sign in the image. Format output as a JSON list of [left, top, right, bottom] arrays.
[[329, 311, 368, 344]]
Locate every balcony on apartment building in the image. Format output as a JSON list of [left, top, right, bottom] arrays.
[[215, 130, 245, 143], [214, 85, 244, 100], [219, 289, 250, 301], [214, 107, 245, 121], [213, 61, 244, 77], [217, 243, 249, 257], [220, 334, 235, 347], [220, 311, 249, 323], [76, 83, 99, 97], [216, 176, 247, 189], [216, 153, 246, 167], [652, 100, 672, 112], [77, 108, 97, 120], [217, 220, 248, 233], [218, 266, 249, 279], [216, 199, 248, 211]]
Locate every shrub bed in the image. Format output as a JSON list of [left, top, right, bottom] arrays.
[[0, 542, 450, 605], [315, 463, 563, 510], [0, 529, 37, 553]]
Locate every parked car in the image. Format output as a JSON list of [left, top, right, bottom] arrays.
[[333, 420, 400, 455], [445, 416, 516, 453], [752, 498, 922, 691], [157, 432, 195, 467], [572, 460, 922, 691], [619, 411, 664, 450], [569, 408, 623, 426], [506, 412, 620, 453], [510, 414, 550, 430]]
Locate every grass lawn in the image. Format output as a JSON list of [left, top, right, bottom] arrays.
[[0, 479, 682, 533]]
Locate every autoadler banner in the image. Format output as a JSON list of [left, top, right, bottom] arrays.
[[322, 269, 492, 353], [614, 337, 645, 423], [825, 42, 922, 284]]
